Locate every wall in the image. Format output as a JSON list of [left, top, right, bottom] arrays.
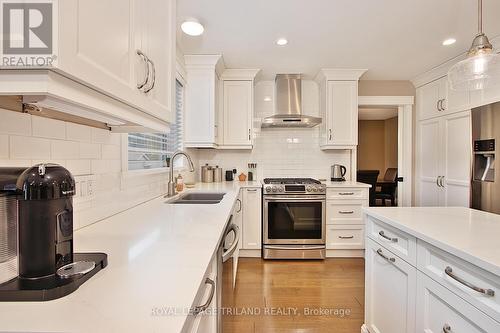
[[0, 108, 185, 230], [357, 117, 398, 179], [197, 80, 352, 181]]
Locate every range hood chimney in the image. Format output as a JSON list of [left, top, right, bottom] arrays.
[[261, 74, 322, 128]]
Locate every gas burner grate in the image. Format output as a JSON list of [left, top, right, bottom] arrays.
[[263, 178, 321, 185]]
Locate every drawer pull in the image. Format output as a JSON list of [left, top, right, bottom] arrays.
[[443, 324, 451, 333], [445, 266, 495, 296], [339, 192, 354, 196], [193, 278, 216, 315], [376, 248, 395, 263], [338, 235, 354, 239], [339, 210, 354, 214], [378, 230, 398, 243]]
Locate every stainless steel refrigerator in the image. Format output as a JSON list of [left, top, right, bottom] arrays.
[[471, 102, 500, 214]]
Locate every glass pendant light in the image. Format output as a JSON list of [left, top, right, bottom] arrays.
[[448, 0, 500, 91]]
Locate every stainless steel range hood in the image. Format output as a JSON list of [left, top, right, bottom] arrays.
[[261, 74, 322, 128]]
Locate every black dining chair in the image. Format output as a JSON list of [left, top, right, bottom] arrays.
[[357, 170, 380, 207], [375, 168, 398, 206]]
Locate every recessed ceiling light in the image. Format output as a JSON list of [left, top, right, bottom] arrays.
[[442, 38, 456, 46], [181, 19, 204, 36], [276, 38, 288, 46]]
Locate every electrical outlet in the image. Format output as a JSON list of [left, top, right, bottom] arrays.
[[73, 174, 96, 203]]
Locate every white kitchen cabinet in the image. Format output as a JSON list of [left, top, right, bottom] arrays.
[[417, 76, 470, 121], [315, 69, 366, 150], [220, 80, 253, 149], [57, 0, 175, 122], [242, 188, 262, 250], [365, 238, 416, 333], [416, 272, 500, 333], [326, 225, 364, 250], [184, 55, 223, 148], [417, 111, 471, 207]]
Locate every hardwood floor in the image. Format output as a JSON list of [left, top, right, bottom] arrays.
[[222, 258, 365, 333]]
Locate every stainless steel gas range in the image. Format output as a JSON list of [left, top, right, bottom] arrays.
[[262, 178, 326, 259]]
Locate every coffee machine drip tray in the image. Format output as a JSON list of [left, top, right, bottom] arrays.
[[0, 252, 107, 302]]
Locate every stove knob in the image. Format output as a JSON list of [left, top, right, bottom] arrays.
[[265, 186, 271, 193], [272, 186, 278, 193], [278, 187, 284, 192], [306, 186, 312, 192], [312, 187, 318, 192], [319, 187, 326, 193]]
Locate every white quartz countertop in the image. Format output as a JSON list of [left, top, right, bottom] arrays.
[[0, 181, 261, 333], [364, 207, 500, 276], [321, 180, 371, 188]]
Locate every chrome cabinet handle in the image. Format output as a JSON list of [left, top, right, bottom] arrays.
[[436, 176, 441, 187], [193, 278, 216, 315], [339, 210, 354, 214], [338, 192, 354, 196], [378, 230, 398, 243], [222, 223, 240, 262], [440, 176, 445, 188], [338, 235, 354, 239], [441, 99, 446, 111], [443, 324, 451, 333], [136, 50, 149, 90], [247, 189, 258, 192], [437, 99, 441, 111], [445, 266, 495, 296], [236, 199, 242, 213], [248, 129, 251, 141], [329, 129, 332, 140], [376, 248, 395, 263], [144, 57, 156, 93]]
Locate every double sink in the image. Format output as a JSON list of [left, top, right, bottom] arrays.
[[170, 192, 226, 205]]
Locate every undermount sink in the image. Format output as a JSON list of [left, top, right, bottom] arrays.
[[169, 192, 226, 204]]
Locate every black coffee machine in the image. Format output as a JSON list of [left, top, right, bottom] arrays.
[[17, 163, 75, 279], [0, 163, 108, 301]]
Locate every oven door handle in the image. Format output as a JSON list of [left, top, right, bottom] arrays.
[[264, 196, 326, 202], [265, 245, 326, 250]]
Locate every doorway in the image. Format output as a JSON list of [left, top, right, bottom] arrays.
[[356, 96, 414, 207]]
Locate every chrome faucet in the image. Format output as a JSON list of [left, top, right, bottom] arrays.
[[167, 150, 195, 197]]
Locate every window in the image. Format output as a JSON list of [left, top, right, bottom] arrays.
[[127, 80, 184, 171]]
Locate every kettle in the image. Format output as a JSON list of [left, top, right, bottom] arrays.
[[331, 164, 347, 181]]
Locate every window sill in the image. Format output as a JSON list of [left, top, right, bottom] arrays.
[[121, 167, 190, 179]]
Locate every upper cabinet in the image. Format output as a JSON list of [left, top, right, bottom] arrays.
[[315, 69, 366, 150], [183, 56, 259, 149], [416, 76, 470, 121], [0, 0, 176, 132]]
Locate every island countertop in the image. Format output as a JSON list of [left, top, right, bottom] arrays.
[[0, 181, 261, 333], [363, 206, 500, 277]]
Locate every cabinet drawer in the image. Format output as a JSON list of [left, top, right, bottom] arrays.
[[417, 240, 500, 322], [326, 200, 364, 224], [182, 257, 217, 333], [366, 216, 417, 265], [326, 225, 364, 249], [327, 188, 367, 200], [417, 272, 500, 333]]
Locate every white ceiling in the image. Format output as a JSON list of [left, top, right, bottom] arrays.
[[177, 0, 500, 80], [359, 108, 398, 120]]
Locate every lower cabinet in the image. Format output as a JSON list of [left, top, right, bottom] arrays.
[[365, 238, 416, 333], [241, 188, 262, 250], [416, 272, 500, 333], [182, 253, 218, 333], [326, 225, 364, 250]]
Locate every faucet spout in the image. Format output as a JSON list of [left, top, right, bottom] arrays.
[[166, 150, 195, 197]]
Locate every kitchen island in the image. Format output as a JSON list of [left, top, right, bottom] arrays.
[[363, 207, 500, 333], [0, 181, 260, 333]]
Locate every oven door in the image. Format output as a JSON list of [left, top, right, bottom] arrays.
[[263, 195, 326, 245]]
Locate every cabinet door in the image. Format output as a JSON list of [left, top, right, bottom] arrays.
[[327, 81, 358, 146], [222, 81, 253, 147], [140, 0, 175, 122], [418, 118, 441, 206], [416, 272, 500, 333], [242, 188, 262, 250], [57, 0, 138, 107], [441, 111, 471, 207], [417, 79, 441, 121], [365, 239, 416, 333]]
